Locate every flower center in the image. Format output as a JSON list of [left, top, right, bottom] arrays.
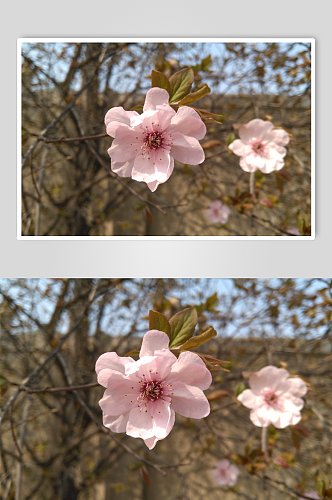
[[145, 132, 163, 150], [251, 140, 265, 156], [264, 390, 278, 407], [137, 372, 174, 408], [140, 380, 163, 402], [139, 123, 173, 161]]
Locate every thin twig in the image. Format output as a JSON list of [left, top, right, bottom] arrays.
[[16, 382, 99, 394]]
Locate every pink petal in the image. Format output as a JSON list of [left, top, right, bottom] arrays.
[[126, 400, 171, 440], [239, 119, 274, 143], [111, 159, 134, 177], [108, 133, 141, 162], [170, 381, 210, 418], [228, 139, 246, 156], [239, 156, 257, 172], [131, 154, 158, 183], [155, 154, 174, 184], [249, 408, 269, 427], [278, 377, 307, 397], [249, 366, 289, 394], [95, 352, 134, 378], [132, 148, 173, 184], [168, 351, 212, 390], [134, 350, 177, 380], [143, 88, 170, 112], [147, 180, 160, 192], [168, 106, 206, 140], [106, 122, 132, 138], [237, 389, 259, 409], [103, 412, 130, 433], [139, 330, 170, 357], [259, 158, 278, 174], [138, 108, 173, 132], [265, 129, 290, 146], [99, 376, 138, 415], [155, 105, 176, 129], [245, 153, 266, 170], [144, 408, 175, 449], [266, 145, 287, 159], [105, 106, 138, 128], [170, 133, 205, 165]]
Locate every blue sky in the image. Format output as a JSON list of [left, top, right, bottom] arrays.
[[21, 41, 310, 96]]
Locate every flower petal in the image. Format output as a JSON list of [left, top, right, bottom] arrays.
[[249, 366, 289, 395], [249, 408, 269, 427], [229, 139, 246, 156], [168, 351, 212, 390], [111, 159, 135, 178], [131, 156, 157, 183], [239, 156, 257, 172], [105, 106, 138, 128], [239, 119, 274, 143], [168, 106, 206, 140], [170, 133, 205, 165], [143, 88, 170, 112], [139, 330, 170, 357], [134, 350, 177, 380], [143, 408, 175, 449], [126, 400, 171, 440], [99, 376, 137, 416], [95, 352, 134, 377], [170, 381, 210, 418], [278, 377, 307, 397], [264, 129, 290, 146], [108, 133, 142, 162], [103, 412, 130, 433], [259, 158, 278, 174], [147, 180, 160, 192], [237, 389, 259, 409]]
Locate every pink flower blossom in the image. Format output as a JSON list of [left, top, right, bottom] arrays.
[[282, 228, 301, 236], [105, 88, 206, 192], [96, 330, 212, 449], [206, 200, 230, 225], [237, 365, 307, 428], [299, 492, 320, 500], [211, 459, 240, 487], [229, 119, 289, 173]]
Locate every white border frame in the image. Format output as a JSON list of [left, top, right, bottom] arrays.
[[17, 38, 315, 241]]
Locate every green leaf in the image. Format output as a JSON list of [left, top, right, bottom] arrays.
[[151, 70, 170, 94], [176, 84, 211, 106], [235, 382, 246, 397], [205, 292, 219, 311], [201, 54, 212, 72], [169, 307, 198, 348], [169, 68, 194, 104], [227, 133, 236, 146], [180, 326, 217, 351], [148, 310, 171, 339]]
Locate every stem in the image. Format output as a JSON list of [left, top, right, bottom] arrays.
[[261, 426, 268, 453], [250, 171, 255, 195]]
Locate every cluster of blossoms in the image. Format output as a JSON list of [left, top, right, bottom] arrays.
[[206, 200, 230, 225], [105, 88, 206, 192], [229, 118, 290, 174], [237, 365, 307, 428], [96, 330, 212, 449], [96, 330, 307, 493]]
